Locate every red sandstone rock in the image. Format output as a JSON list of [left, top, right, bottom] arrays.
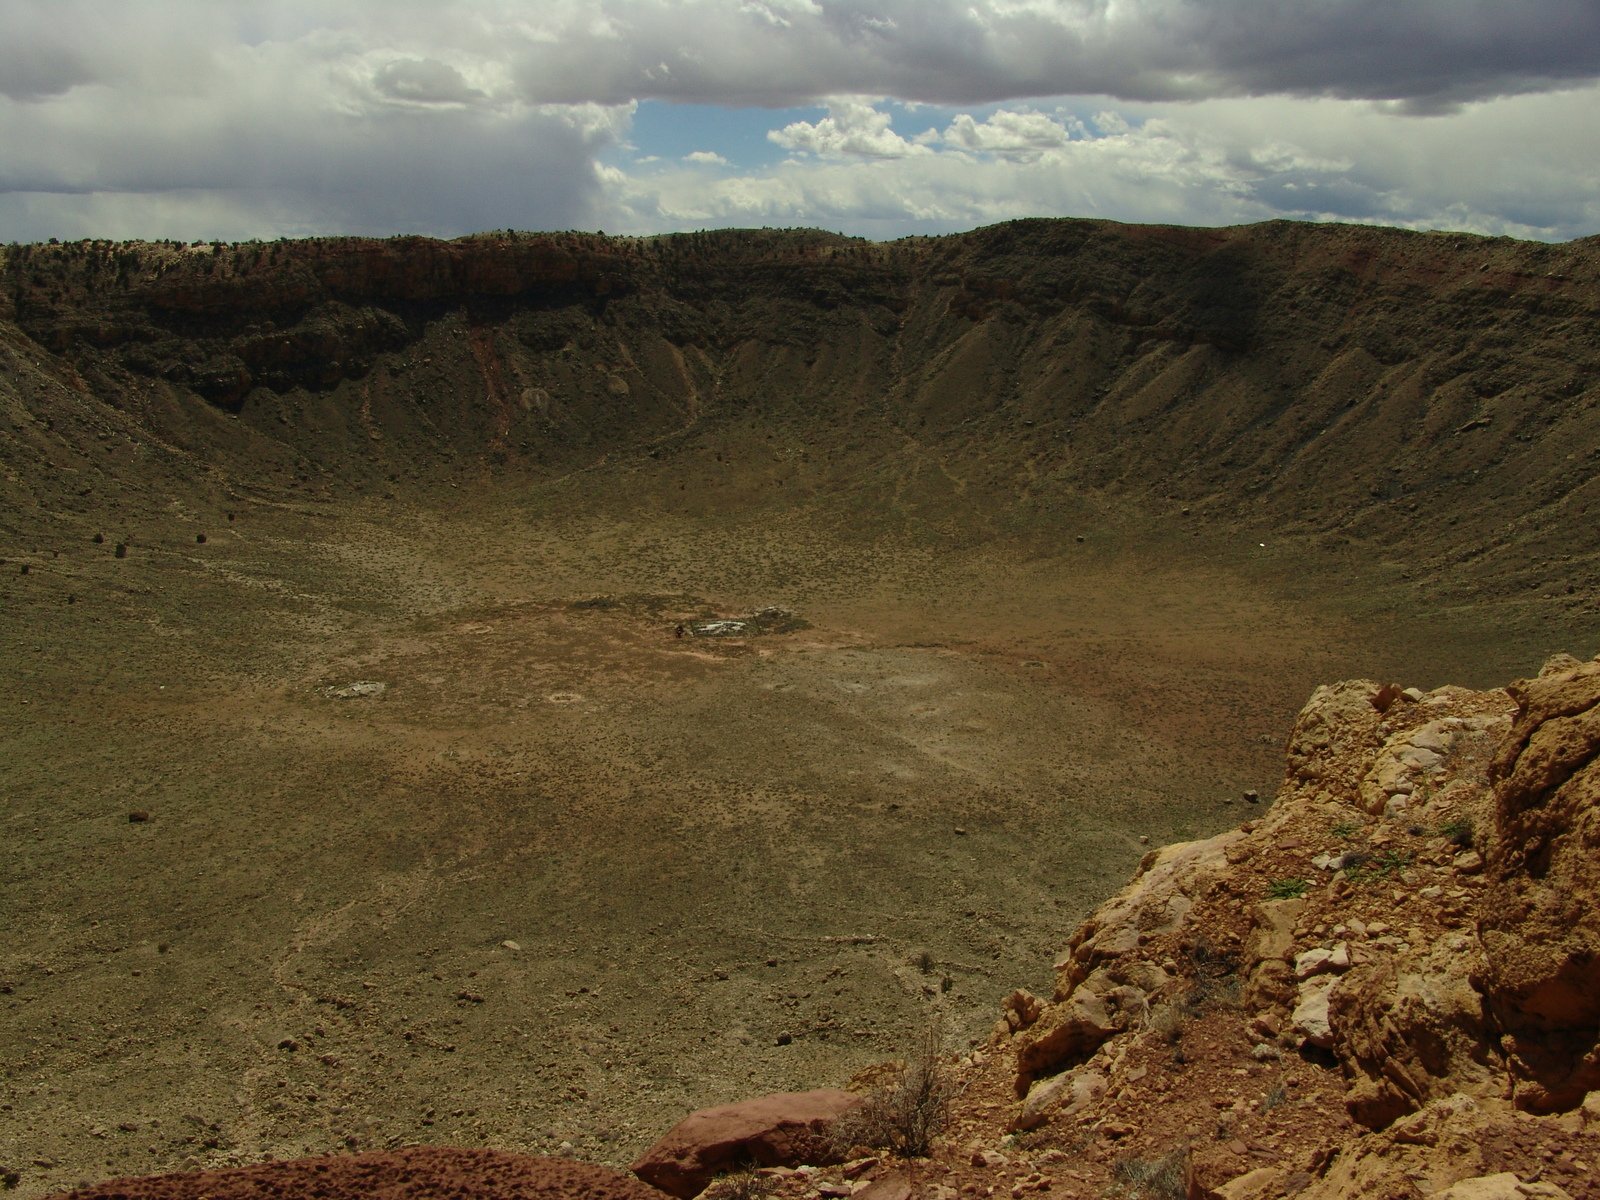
[[47, 1146, 667, 1200], [629, 1089, 861, 1198]]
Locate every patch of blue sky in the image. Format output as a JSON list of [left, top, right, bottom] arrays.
[[617, 97, 1137, 173], [618, 100, 825, 168]]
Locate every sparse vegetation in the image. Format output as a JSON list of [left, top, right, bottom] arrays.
[[1260, 1080, 1289, 1113], [1179, 935, 1241, 1013], [1147, 1002, 1184, 1044], [829, 1021, 956, 1159], [1331, 819, 1362, 840], [702, 1167, 777, 1200], [1437, 817, 1475, 848], [1347, 848, 1413, 885], [1108, 1149, 1191, 1199], [1266, 876, 1309, 899]]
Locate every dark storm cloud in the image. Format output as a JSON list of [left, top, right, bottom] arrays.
[[0, 5, 95, 101], [0, 43, 93, 102], [495, 0, 1600, 107], [373, 59, 487, 106]]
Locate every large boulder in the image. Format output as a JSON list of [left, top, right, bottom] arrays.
[[630, 1089, 861, 1198], [1476, 652, 1600, 1112]]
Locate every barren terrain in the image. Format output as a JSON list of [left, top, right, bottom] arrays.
[[1, 219, 1596, 1195]]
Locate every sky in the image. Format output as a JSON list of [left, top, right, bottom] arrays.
[[2, 0, 1599, 244]]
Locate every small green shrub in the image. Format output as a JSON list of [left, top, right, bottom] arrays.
[[1437, 817, 1474, 848], [1347, 849, 1412, 885], [1330, 819, 1362, 840], [1266, 877, 1309, 900]]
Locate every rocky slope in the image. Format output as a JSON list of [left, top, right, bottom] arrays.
[[4, 221, 1600, 619]]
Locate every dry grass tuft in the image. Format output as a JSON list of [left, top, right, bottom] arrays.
[[702, 1167, 778, 1200], [1108, 1148, 1191, 1199], [830, 1020, 957, 1159]]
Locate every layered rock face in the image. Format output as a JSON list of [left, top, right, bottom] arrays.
[[1479, 655, 1600, 1112]]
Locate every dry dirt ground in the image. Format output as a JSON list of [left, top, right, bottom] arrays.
[[0, 435, 1571, 1196]]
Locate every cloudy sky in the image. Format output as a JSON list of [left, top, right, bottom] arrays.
[[3, 0, 1598, 244]]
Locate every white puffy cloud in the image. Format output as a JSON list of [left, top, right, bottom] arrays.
[[940, 109, 1080, 159], [684, 150, 729, 164], [769, 99, 930, 158]]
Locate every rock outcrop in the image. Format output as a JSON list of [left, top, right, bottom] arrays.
[[969, 653, 1600, 1198]]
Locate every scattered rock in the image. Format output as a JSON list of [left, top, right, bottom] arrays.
[[1215, 1166, 1290, 1200], [327, 681, 387, 700], [1011, 1069, 1107, 1131], [1000, 989, 1043, 1033], [1294, 943, 1350, 979], [1292, 976, 1337, 1048]]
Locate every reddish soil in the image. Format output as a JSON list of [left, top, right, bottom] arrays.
[[50, 1147, 665, 1200]]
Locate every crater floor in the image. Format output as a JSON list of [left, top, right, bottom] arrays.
[[3, 438, 1538, 1198]]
